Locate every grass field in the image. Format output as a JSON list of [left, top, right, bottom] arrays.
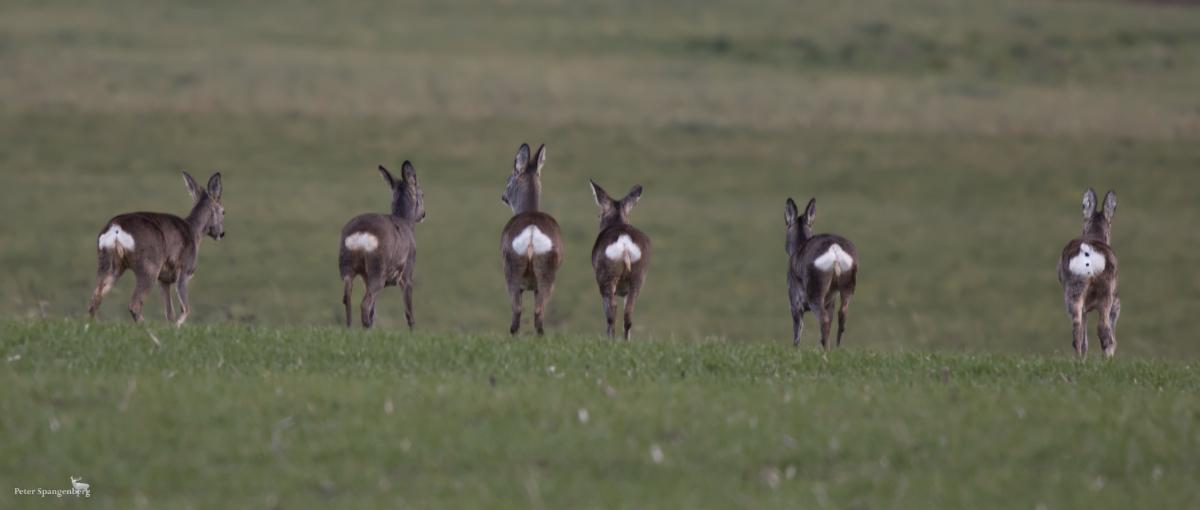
[[2, 0, 1200, 506], [2, 320, 1198, 508]]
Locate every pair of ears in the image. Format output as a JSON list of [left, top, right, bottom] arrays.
[[784, 198, 816, 226], [1082, 188, 1117, 220], [379, 162, 418, 190], [513, 144, 546, 176], [183, 171, 222, 203], [590, 180, 642, 212]]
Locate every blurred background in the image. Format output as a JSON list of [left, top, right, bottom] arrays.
[[1, 0, 1198, 357]]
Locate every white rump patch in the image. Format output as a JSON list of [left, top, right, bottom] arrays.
[[813, 244, 854, 272], [98, 224, 135, 251], [512, 225, 553, 255], [604, 234, 642, 262], [1069, 243, 1106, 277], [344, 232, 379, 252]]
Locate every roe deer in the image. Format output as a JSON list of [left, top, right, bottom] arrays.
[[87, 171, 225, 325], [785, 198, 858, 349], [1057, 188, 1119, 358], [500, 143, 563, 335], [588, 180, 652, 339], [339, 162, 425, 329]]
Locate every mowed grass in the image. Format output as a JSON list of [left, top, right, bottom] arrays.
[[1, 320, 1198, 508]]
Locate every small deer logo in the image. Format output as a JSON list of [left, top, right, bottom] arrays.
[[70, 477, 89, 493]]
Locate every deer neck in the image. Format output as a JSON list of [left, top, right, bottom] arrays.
[[786, 226, 812, 256], [508, 187, 540, 215], [391, 193, 418, 224], [185, 197, 213, 244], [598, 211, 628, 232], [1082, 219, 1110, 244]]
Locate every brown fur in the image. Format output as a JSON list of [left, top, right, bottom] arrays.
[[785, 198, 858, 349], [339, 163, 425, 329], [1056, 188, 1120, 358], [87, 172, 225, 325], [500, 144, 563, 335], [589, 180, 652, 339]]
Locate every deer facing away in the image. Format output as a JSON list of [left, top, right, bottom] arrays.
[[589, 180, 652, 339], [785, 198, 858, 349], [87, 171, 225, 325], [339, 162, 425, 329], [500, 143, 563, 335], [1057, 188, 1120, 358]]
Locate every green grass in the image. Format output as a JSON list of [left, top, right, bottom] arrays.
[[2, 320, 1198, 508]]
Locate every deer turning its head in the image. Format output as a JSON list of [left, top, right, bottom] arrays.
[[339, 162, 425, 329], [500, 144, 563, 335], [1057, 188, 1119, 358], [784, 197, 858, 349], [589, 180, 651, 339], [87, 171, 225, 326]]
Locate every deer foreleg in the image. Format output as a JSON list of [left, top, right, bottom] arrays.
[[158, 282, 175, 323], [174, 276, 191, 326]]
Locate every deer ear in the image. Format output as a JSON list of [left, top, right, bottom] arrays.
[[1082, 187, 1097, 218], [621, 185, 642, 214], [206, 173, 222, 203], [400, 161, 417, 188], [533, 144, 546, 175], [379, 165, 399, 189], [514, 144, 530, 175], [1102, 190, 1117, 220], [182, 171, 201, 203], [785, 198, 798, 226], [589, 179, 611, 208], [803, 198, 817, 225]]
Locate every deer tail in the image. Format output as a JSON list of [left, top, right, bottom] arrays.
[[526, 236, 534, 261], [624, 249, 632, 272]]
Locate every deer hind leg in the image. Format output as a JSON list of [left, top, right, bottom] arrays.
[[88, 262, 124, 318], [342, 275, 355, 328], [174, 276, 191, 326], [127, 271, 155, 323], [532, 261, 559, 336], [158, 281, 175, 323], [622, 275, 647, 340], [1098, 295, 1118, 359], [401, 263, 415, 332], [360, 275, 385, 329], [1064, 283, 1087, 357], [837, 291, 853, 348]]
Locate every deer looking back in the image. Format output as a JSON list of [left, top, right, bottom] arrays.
[[87, 171, 225, 325], [1057, 188, 1120, 358], [339, 162, 425, 329], [785, 198, 858, 349], [589, 180, 651, 339], [500, 143, 563, 335]]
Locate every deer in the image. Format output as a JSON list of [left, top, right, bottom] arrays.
[[70, 477, 89, 492], [1057, 188, 1120, 358], [87, 171, 225, 326], [500, 143, 563, 335], [339, 162, 425, 329], [784, 197, 858, 349], [588, 180, 652, 339]]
